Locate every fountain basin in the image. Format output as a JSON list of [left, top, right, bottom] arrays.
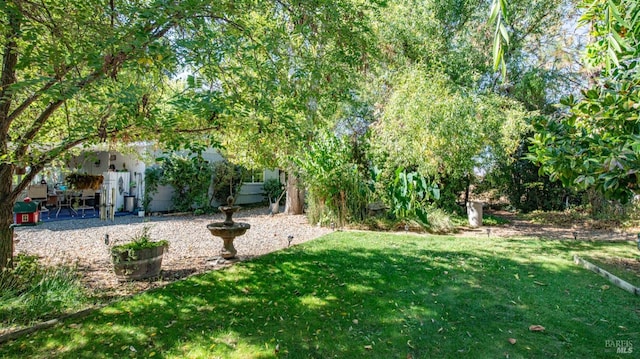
[[206, 222, 251, 238], [206, 222, 251, 259]]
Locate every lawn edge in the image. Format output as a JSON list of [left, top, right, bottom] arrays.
[[0, 304, 105, 345], [573, 255, 640, 296]]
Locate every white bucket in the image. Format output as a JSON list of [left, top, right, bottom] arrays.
[[466, 201, 483, 227]]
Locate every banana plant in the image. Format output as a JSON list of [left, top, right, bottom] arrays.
[[387, 168, 440, 225]]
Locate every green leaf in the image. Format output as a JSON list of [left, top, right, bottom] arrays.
[[489, 0, 500, 24], [606, 46, 620, 67], [499, 0, 509, 22], [492, 31, 502, 71], [499, 23, 510, 46], [606, 0, 629, 28], [607, 34, 622, 53]]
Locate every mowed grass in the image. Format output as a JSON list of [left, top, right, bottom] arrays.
[[0, 232, 638, 358]]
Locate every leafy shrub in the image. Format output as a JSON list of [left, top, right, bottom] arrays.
[[143, 166, 163, 212], [371, 167, 440, 227], [158, 153, 214, 212], [295, 134, 371, 227], [482, 132, 577, 213], [263, 178, 284, 204]]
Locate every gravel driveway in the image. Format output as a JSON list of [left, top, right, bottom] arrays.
[[13, 207, 332, 297]]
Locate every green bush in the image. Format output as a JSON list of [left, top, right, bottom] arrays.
[[263, 178, 284, 204], [385, 168, 440, 226], [143, 166, 163, 212], [482, 132, 577, 213], [295, 134, 371, 227], [0, 254, 89, 329], [158, 153, 214, 212]]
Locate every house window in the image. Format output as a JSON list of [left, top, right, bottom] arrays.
[[242, 169, 264, 183], [22, 214, 29, 222]]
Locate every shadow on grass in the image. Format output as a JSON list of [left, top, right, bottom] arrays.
[[1, 233, 638, 358]]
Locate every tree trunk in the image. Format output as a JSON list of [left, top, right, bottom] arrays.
[[464, 175, 470, 205], [0, 204, 14, 269], [0, 166, 15, 269], [284, 174, 305, 215]]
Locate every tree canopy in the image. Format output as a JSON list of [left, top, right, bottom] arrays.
[[525, 0, 640, 201], [369, 66, 527, 182], [0, 0, 382, 268]]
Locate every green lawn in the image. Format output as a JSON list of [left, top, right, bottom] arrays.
[[1, 232, 638, 358]]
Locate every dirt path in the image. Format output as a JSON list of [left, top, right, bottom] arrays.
[[456, 210, 638, 242]]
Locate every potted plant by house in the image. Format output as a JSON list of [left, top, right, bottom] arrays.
[[110, 226, 168, 281], [263, 178, 285, 214]]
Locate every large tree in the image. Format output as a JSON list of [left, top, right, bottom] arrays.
[[193, 1, 379, 214], [368, 66, 528, 203], [360, 0, 574, 209], [0, 0, 380, 269], [508, 0, 640, 201]]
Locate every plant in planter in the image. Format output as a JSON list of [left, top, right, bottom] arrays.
[[66, 173, 104, 190], [110, 226, 168, 281], [263, 178, 285, 214]]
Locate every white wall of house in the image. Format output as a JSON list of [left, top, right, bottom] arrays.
[[146, 147, 279, 212], [147, 184, 173, 212], [235, 168, 279, 205]]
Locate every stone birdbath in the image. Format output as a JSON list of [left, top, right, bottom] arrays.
[[206, 196, 251, 261]]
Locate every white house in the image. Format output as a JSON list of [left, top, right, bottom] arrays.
[[31, 144, 279, 214]]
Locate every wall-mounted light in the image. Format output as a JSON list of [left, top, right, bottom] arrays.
[[94, 160, 101, 167]]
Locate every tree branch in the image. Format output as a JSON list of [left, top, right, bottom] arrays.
[[175, 125, 222, 134], [11, 123, 136, 199], [7, 74, 68, 123], [0, 6, 20, 138], [12, 18, 179, 159]]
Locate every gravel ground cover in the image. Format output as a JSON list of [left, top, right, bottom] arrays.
[[13, 207, 332, 298]]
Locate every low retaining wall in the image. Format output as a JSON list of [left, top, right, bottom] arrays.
[[573, 255, 640, 296]]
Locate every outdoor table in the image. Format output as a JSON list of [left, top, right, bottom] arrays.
[[55, 190, 78, 218]]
